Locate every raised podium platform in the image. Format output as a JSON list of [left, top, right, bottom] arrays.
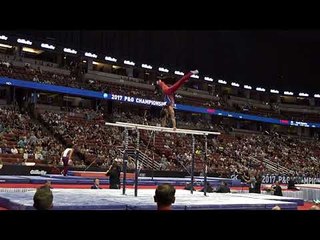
[[0, 189, 298, 210]]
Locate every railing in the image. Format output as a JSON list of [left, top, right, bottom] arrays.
[[117, 147, 161, 170], [250, 156, 293, 175], [263, 158, 294, 175]]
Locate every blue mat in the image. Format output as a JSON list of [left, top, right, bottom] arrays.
[[0, 176, 31, 183]]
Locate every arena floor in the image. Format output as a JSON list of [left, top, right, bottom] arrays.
[[0, 174, 312, 210]]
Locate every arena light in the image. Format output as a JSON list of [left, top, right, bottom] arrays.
[[191, 74, 199, 79], [231, 82, 240, 87], [0, 43, 12, 49], [284, 91, 294, 96], [85, 52, 97, 58], [22, 47, 43, 54], [23, 162, 35, 166], [314, 94, 320, 98], [174, 71, 184, 76], [82, 60, 87, 63], [0, 35, 8, 40], [17, 38, 32, 45], [142, 64, 152, 69], [124, 60, 135, 66], [256, 87, 265, 92], [158, 67, 169, 73], [63, 48, 77, 54], [41, 43, 55, 50], [218, 79, 227, 85], [204, 77, 213, 82], [105, 56, 117, 62], [299, 92, 309, 97], [244, 85, 252, 90], [92, 61, 100, 65], [270, 89, 279, 94]]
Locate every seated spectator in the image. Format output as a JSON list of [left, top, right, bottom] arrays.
[[184, 182, 196, 191], [23, 149, 29, 162], [200, 182, 214, 193], [11, 146, 18, 154], [271, 181, 283, 196], [28, 132, 38, 146], [154, 183, 176, 210], [215, 181, 231, 193], [287, 177, 299, 191], [33, 187, 53, 210], [2, 144, 11, 154], [34, 151, 43, 160], [91, 178, 102, 189], [17, 137, 27, 148]]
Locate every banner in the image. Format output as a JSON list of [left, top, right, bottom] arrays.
[[261, 174, 320, 184], [2, 77, 320, 128]]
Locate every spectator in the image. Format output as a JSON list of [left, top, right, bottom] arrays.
[[184, 182, 196, 191], [272, 181, 283, 196], [17, 136, 27, 148], [246, 172, 256, 193], [11, 146, 18, 154], [154, 183, 176, 210], [254, 173, 262, 194], [200, 182, 214, 193], [33, 187, 53, 210], [287, 176, 299, 191], [215, 181, 231, 193], [91, 178, 102, 189]]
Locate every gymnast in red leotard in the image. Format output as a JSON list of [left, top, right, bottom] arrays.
[[157, 70, 198, 130]]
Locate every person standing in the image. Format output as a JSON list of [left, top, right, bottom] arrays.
[[60, 145, 74, 176], [106, 162, 121, 189]]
